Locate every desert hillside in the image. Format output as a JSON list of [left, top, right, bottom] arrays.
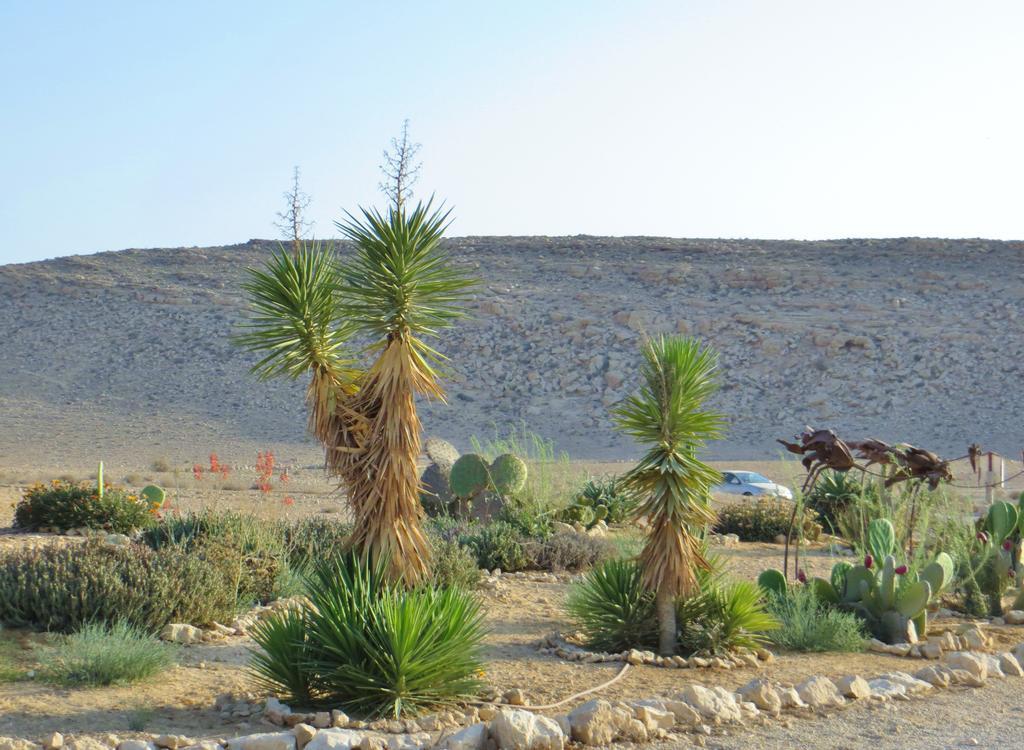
[[0, 236, 1020, 472]]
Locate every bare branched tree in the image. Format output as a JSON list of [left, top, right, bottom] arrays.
[[378, 119, 422, 213], [275, 166, 313, 256]]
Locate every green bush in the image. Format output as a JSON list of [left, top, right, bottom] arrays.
[[0, 539, 246, 632], [567, 558, 776, 655], [561, 476, 636, 526], [284, 516, 353, 572], [44, 621, 176, 686], [250, 555, 484, 717], [805, 470, 868, 531], [714, 498, 798, 542], [765, 586, 866, 653], [14, 481, 156, 533]]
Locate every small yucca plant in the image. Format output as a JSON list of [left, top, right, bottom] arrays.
[[567, 558, 657, 652], [248, 553, 485, 717]]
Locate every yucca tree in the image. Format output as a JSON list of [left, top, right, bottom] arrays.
[[236, 201, 473, 584], [612, 336, 725, 655]]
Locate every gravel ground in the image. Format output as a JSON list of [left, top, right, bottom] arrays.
[[680, 679, 1024, 750]]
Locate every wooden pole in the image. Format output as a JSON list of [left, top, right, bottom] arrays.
[[985, 452, 994, 507]]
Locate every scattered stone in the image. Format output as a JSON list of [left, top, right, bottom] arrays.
[[876, 672, 933, 694], [914, 665, 952, 688], [776, 687, 806, 710], [303, 731, 364, 750], [674, 684, 742, 723], [1005, 610, 1024, 625], [490, 709, 565, 750], [567, 699, 623, 745], [795, 676, 845, 708], [43, 735, 63, 750], [999, 651, 1024, 676], [867, 678, 908, 701], [439, 724, 486, 750], [737, 678, 782, 715], [835, 675, 871, 700], [160, 623, 204, 645], [225, 733, 296, 750], [946, 651, 988, 681], [330, 711, 349, 729], [502, 689, 527, 706], [292, 726, 317, 750], [117, 743, 155, 750]]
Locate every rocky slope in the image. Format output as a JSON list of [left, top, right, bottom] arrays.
[[0, 236, 1020, 469]]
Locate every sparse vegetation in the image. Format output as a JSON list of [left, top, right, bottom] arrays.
[[765, 586, 866, 653]]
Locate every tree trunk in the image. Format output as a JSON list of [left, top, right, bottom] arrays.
[[656, 587, 677, 656]]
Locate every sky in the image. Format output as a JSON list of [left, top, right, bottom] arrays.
[[1, 1, 1022, 264]]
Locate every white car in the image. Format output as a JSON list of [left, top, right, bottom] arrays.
[[715, 471, 793, 500]]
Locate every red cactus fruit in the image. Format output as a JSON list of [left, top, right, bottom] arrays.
[[894, 565, 908, 575], [864, 555, 873, 569]]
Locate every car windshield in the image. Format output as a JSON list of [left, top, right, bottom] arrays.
[[733, 472, 771, 484]]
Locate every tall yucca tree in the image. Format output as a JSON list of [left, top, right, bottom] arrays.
[[236, 201, 472, 584], [334, 201, 473, 584], [612, 336, 725, 655]]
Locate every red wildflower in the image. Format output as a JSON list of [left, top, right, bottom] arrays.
[[193, 464, 203, 481], [282, 495, 295, 507]]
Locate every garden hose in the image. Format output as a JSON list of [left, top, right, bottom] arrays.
[[472, 662, 631, 711]]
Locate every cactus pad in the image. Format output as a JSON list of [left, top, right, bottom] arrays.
[[140, 485, 166, 507], [757, 568, 788, 597], [489, 453, 528, 496], [450, 454, 489, 498], [895, 580, 932, 618], [986, 501, 1018, 544], [867, 518, 896, 561]]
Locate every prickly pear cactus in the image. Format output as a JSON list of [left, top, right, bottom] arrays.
[[986, 501, 1018, 544], [757, 568, 788, 598], [450, 454, 490, 499], [866, 518, 896, 562], [140, 485, 166, 507], [489, 453, 528, 497]]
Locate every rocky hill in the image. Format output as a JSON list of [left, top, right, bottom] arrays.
[[0, 236, 1021, 470]]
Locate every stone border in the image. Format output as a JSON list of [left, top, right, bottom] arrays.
[[539, 632, 774, 670], [3, 644, 1022, 750]]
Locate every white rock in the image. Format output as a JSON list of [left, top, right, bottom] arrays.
[[876, 672, 933, 694], [43, 735, 64, 750], [226, 734, 296, 750], [736, 678, 781, 715], [946, 651, 988, 680], [330, 711, 350, 729], [292, 726, 317, 750], [117, 743, 156, 750], [660, 699, 701, 727], [981, 654, 1006, 678], [999, 651, 1024, 676], [835, 675, 871, 700], [633, 705, 674, 731], [777, 687, 806, 710], [567, 700, 621, 746], [1004, 610, 1024, 625], [490, 709, 565, 750], [439, 725, 486, 750], [914, 665, 952, 688], [674, 684, 742, 723], [868, 678, 908, 701], [160, 623, 203, 644], [796, 676, 845, 708], [302, 731, 364, 750], [0, 740, 39, 750]]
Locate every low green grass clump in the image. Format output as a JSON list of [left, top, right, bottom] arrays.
[[44, 621, 176, 686], [766, 586, 866, 653]]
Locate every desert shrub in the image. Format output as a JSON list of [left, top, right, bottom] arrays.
[[142, 511, 287, 604], [714, 499, 793, 542], [284, 516, 353, 572], [765, 586, 866, 653], [0, 539, 246, 632], [44, 621, 176, 686], [250, 555, 484, 717], [464, 521, 532, 571], [568, 558, 776, 655], [428, 535, 482, 589], [13, 481, 156, 533], [537, 531, 617, 571]]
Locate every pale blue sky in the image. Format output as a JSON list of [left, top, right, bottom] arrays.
[[1, 1, 1022, 264]]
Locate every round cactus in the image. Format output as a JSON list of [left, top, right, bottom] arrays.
[[140, 484, 166, 507], [450, 454, 489, 498], [593, 504, 609, 522], [489, 453, 528, 496]]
